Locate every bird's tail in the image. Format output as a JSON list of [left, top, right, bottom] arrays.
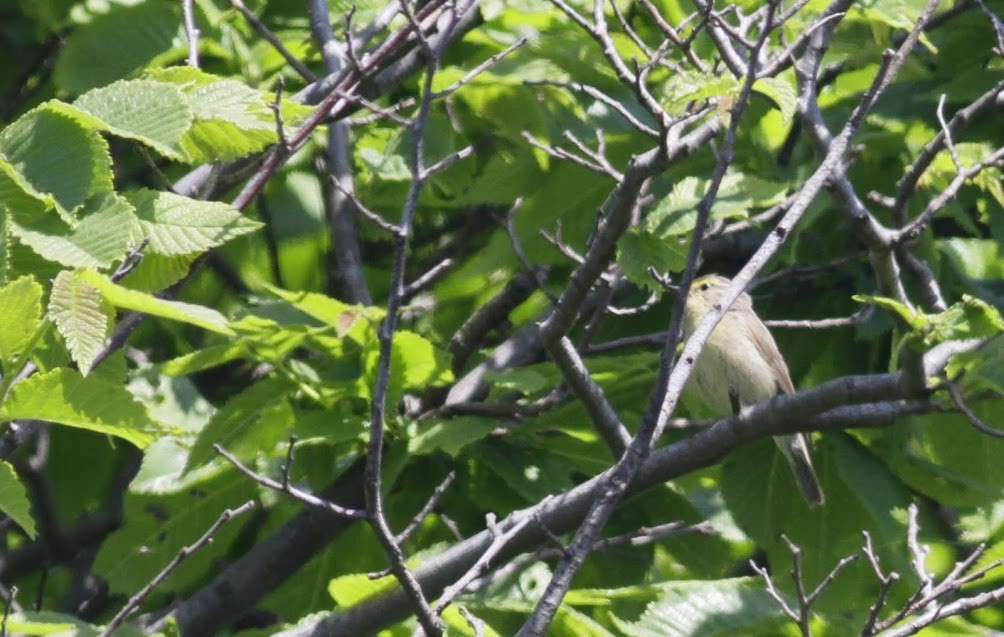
[[774, 433, 825, 507]]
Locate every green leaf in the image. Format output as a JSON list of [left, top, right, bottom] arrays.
[[117, 252, 199, 293], [408, 416, 497, 456], [660, 70, 740, 115], [48, 270, 111, 376], [148, 67, 310, 163], [947, 338, 1004, 395], [11, 192, 137, 268], [262, 284, 383, 339], [612, 578, 786, 637], [897, 405, 1004, 508], [853, 294, 923, 328], [393, 331, 455, 389], [158, 342, 249, 377], [0, 461, 36, 538], [0, 368, 159, 448], [78, 269, 234, 335], [357, 145, 412, 182], [52, 2, 182, 93], [643, 172, 784, 237], [855, 293, 1003, 347], [927, 296, 1004, 343], [184, 377, 296, 473], [2, 612, 92, 636], [73, 80, 193, 160], [0, 103, 113, 215], [752, 75, 797, 126], [0, 275, 44, 370], [0, 157, 56, 217], [329, 572, 399, 607], [617, 228, 688, 289], [127, 189, 261, 256], [365, 330, 451, 418], [938, 238, 1003, 280]]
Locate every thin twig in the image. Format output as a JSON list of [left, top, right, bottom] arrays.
[[897, 145, 1004, 243], [525, 80, 659, 137], [403, 258, 455, 300], [860, 530, 901, 636], [891, 78, 1004, 224], [215, 444, 367, 518], [946, 382, 1004, 438], [335, 89, 414, 126], [750, 560, 801, 623], [229, 0, 317, 81], [181, 0, 200, 67], [972, 0, 1004, 55], [329, 176, 402, 235], [935, 94, 963, 170], [280, 436, 297, 490], [432, 513, 536, 616], [347, 96, 417, 126], [1, 585, 16, 636], [432, 36, 529, 99], [98, 500, 256, 637], [111, 239, 149, 282], [507, 198, 556, 303], [907, 504, 934, 596], [765, 306, 873, 329], [522, 131, 614, 177], [422, 145, 475, 178], [394, 471, 457, 545]]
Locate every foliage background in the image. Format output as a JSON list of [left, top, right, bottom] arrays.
[[0, 0, 1001, 635]]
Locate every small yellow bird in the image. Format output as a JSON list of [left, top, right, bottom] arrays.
[[682, 274, 825, 507]]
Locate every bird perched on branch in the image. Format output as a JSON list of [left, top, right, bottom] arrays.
[[682, 274, 825, 507]]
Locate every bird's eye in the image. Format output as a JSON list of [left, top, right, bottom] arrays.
[[699, 283, 709, 291]]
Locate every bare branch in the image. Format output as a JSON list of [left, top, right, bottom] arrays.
[[361, 5, 482, 634], [972, 0, 1004, 55], [935, 94, 963, 171], [447, 267, 543, 373], [346, 95, 416, 126], [329, 176, 403, 236], [563, 129, 624, 181]]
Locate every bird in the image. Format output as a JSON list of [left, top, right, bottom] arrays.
[[681, 274, 825, 507]]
